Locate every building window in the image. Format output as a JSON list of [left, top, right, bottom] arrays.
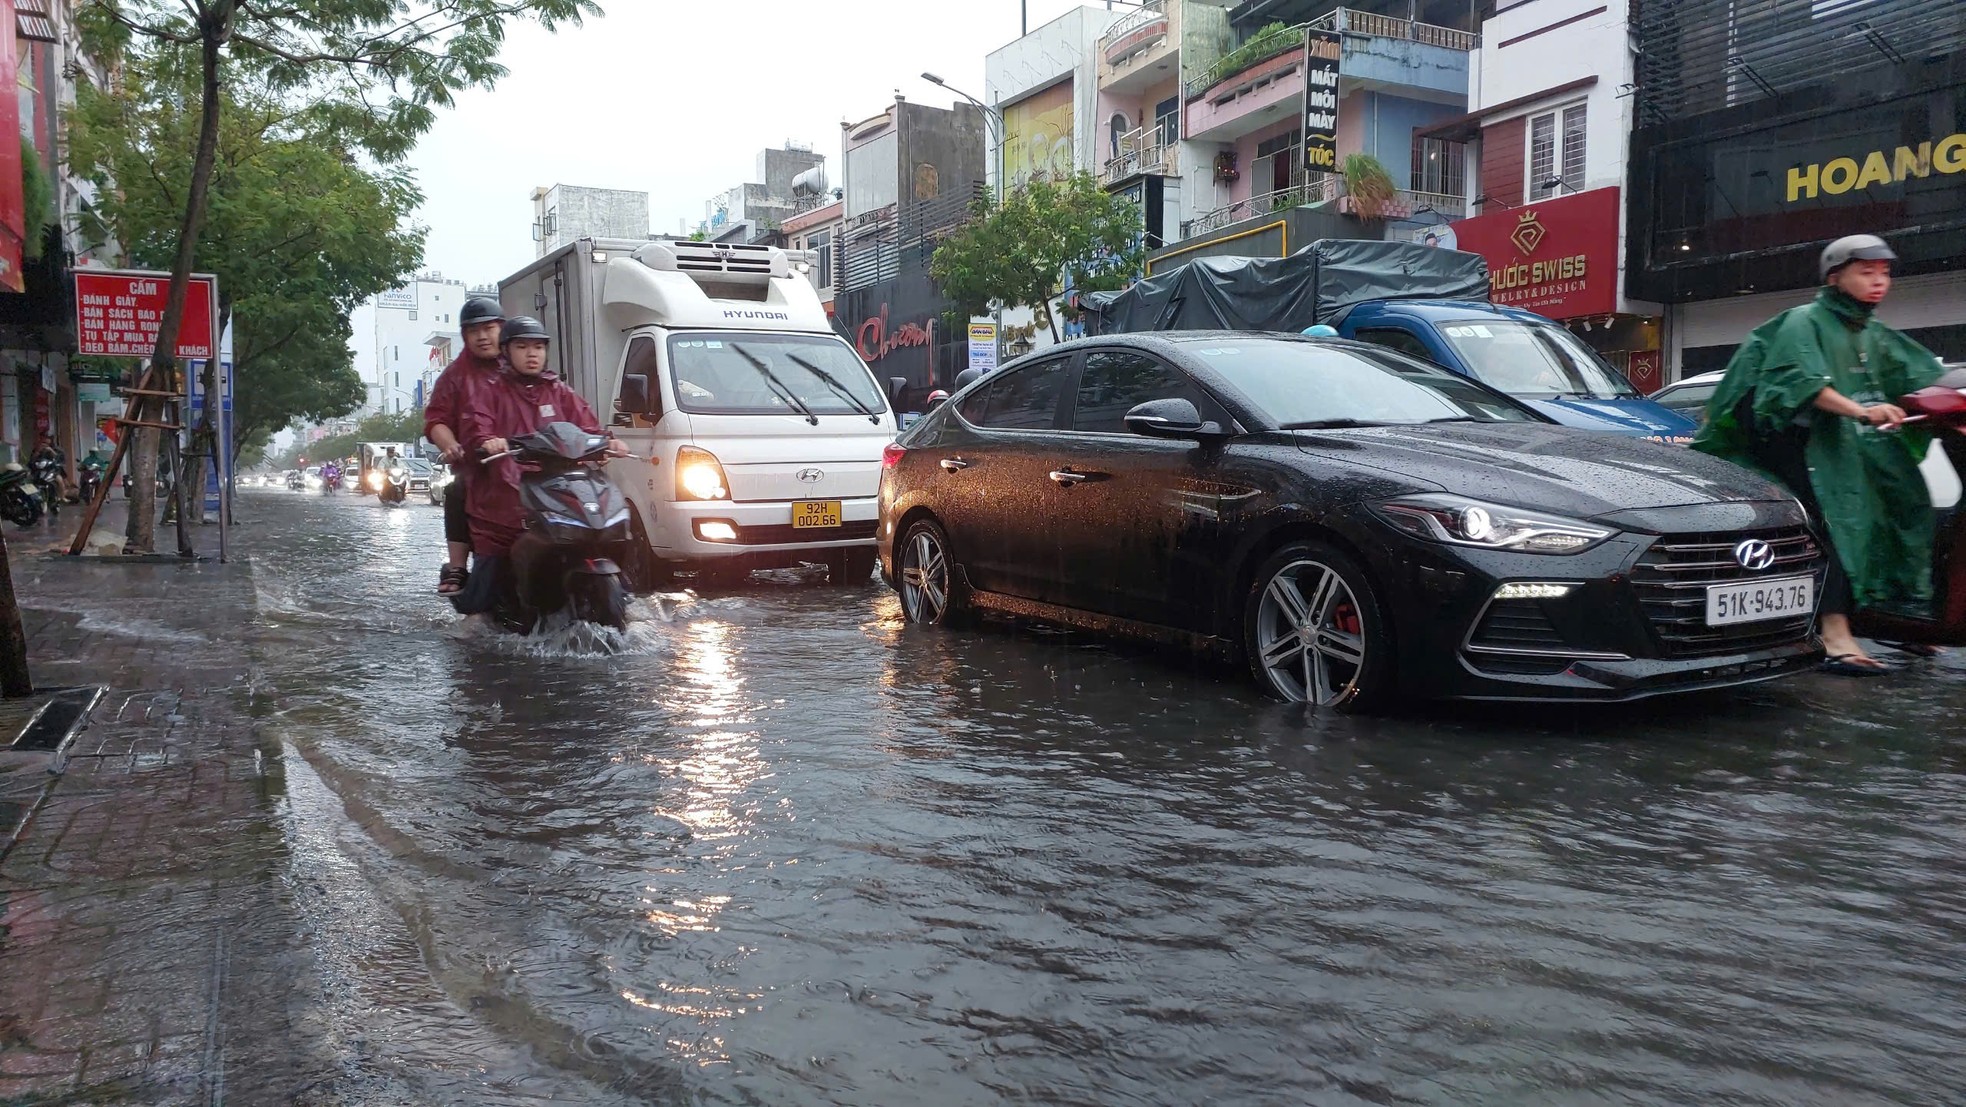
[[409, 310, 418, 321], [1528, 103, 1586, 201], [1411, 135, 1465, 197], [1254, 131, 1301, 197], [1154, 96, 1180, 146], [809, 229, 833, 290]]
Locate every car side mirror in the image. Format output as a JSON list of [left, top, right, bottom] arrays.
[[887, 376, 908, 409], [619, 373, 653, 414], [1124, 398, 1222, 440]]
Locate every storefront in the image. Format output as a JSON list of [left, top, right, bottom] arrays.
[[1447, 186, 1666, 391], [1627, 61, 1966, 378]]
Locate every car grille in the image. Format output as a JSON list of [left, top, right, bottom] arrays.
[[733, 519, 878, 546], [1467, 599, 1569, 653], [1630, 526, 1822, 657]]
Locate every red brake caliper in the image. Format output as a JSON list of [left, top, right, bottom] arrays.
[[1333, 603, 1361, 638]]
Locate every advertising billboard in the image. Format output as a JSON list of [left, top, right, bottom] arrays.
[[1003, 80, 1075, 189]]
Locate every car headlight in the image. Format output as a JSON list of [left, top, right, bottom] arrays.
[[1374, 494, 1614, 554], [676, 446, 730, 501]]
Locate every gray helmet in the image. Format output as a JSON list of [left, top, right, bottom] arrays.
[[460, 297, 504, 327], [1820, 234, 1896, 280], [500, 316, 551, 346]]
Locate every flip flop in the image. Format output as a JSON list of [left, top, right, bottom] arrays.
[[1877, 640, 1945, 658], [1820, 653, 1894, 677]]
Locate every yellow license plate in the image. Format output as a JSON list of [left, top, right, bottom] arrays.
[[791, 500, 842, 529]]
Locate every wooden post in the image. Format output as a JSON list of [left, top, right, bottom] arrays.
[[0, 523, 29, 697]]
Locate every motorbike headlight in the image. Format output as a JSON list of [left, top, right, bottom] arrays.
[[1373, 494, 1614, 555], [366, 472, 383, 489], [676, 446, 730, 501]]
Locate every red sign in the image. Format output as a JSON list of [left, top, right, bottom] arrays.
[[0, 2, 24, 294], [1448, 186, 1620, 320], [1628, 349, 1663, 394], [74, 270, 219, 358], [854, 303, 931, 363]]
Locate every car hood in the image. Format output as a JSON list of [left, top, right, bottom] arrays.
[[1294, 423, 1797, 523], [1515, 395, 1700, 442]]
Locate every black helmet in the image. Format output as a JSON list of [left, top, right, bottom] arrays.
[[460, 297, 504, 327], [500, 316, 551, 346]]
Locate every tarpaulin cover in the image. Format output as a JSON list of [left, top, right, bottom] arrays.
[[1083, 240, 1490, 335]]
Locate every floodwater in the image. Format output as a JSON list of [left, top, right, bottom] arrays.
[[244, 487, 1966, 1106]]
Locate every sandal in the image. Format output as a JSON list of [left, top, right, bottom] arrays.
[[1820, 653, 1894, 677], [438, 565, 469, 595], [1877, 640, 1945, 658]]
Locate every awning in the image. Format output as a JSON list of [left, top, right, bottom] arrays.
[[16, 0, 55, 44], [1416, 76, 1598, 143]]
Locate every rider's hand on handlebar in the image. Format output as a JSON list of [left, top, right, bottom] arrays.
[[481, 438, 509, 457], [1862, 403, 1908, 428], [604, 438, 632, 458]]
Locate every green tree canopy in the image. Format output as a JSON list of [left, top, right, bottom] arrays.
[[929, 173, 1145, 342]]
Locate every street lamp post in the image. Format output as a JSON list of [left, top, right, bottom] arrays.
[[922, 72, 1005, 204]]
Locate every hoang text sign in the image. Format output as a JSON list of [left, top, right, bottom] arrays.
[[74, 270, 219, 359]]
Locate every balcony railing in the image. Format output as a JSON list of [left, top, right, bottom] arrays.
[[1099, 0, 1167, 51], [1102, 126, 1181, 185], [1186, 176, 1342, 235], [1185, 22, 1304, 100], [1305, 7, 1479, 51]]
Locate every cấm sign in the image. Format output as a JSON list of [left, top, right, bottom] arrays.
[[74, 269, 219, 358], [1448, 186, 1619, 320]]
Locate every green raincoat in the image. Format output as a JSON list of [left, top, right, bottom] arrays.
[[1691, 287, 1944, 610]]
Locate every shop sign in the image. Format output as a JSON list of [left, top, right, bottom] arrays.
[[78, 381, 113, 403], [1448, 186, 1619, 319], [74, 270, 219, 358], [1628, 349, 1663, 394], [967, 323, 998, 374], [1301, 30, 1340, 173], [1784, 133, 1966, 204]]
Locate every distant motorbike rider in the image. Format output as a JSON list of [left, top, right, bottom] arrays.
[[424, 296, 506, 595], [1692, 233, 1945, 675], [452, 316, 626, 615], [30, 442, 67, 516]]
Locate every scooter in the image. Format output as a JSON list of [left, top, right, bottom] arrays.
[[29, 455, 63, 517], [0, 464, 44, 527], [457, 421, 632, 633], [78, 458, 103, 505], [1849, 367, 1966, 647], [377, 461, 408, 505], [321, 467, 343, 495]]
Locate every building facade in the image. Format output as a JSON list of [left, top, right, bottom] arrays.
[[697, 144, 828, 244], [532, 184, 650, 257], [366, 272, 470, 417], [782, 199, 843, 314]]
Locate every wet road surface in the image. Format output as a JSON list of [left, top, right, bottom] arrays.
[[240, 486, 1966, 1105]]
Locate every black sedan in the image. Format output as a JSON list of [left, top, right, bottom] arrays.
[[878, 333, 1825, 711]]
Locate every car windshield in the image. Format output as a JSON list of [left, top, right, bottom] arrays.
[[1183, 339, 1541, 427], [1435, 319, 1640, 399], [668, 332, 887, 417]]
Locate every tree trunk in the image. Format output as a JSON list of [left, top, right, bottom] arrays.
[[0, 524, 30, 697], [1044, 300, 1062, 344], [127, 3, 231, 553]]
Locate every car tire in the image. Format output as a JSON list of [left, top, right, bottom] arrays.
[[823, 546, 877, 586], [1242, 540, 1395, 712], [895, 518, 970, 627], [619, 507, 661, 596]]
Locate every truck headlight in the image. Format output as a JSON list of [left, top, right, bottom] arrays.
[[1373, 494, 1613, 555], [676, 446, 730, 501]]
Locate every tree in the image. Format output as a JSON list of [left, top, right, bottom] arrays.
[[77, 0, 602, 552], [930, 173, 1145, 343]]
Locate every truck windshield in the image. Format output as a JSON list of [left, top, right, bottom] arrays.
[[669, 333, 887, 417], [1436, 320, 1640, 400]]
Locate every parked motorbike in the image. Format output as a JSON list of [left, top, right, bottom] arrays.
[[78, 458, 104, 505], [0, 464, 44, 528], [377, 461, 408, 505], [1849, 367, 1966, 647], [455, 422, 631, 634], [29, 455, 63, 517]]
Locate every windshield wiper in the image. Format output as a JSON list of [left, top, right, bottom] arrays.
[[1278, 418, 1397, 430], [730, 344, 818, 425], [786, 352, 880, 424], [1424, 416, 1481, 423]]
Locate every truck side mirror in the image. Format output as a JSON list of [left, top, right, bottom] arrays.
[[887, 376, 908, 409], [619, 373, 653, 414]]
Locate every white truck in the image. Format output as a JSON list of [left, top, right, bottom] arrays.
[[499, 238, 904, 587]]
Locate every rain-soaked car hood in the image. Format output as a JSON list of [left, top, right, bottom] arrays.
[[1515, 395, 1699, 443], [1294, 422, 1800, 526]]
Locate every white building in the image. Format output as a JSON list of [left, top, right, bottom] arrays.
[[532, 185, 650, 257], [365, 272, 470, 417]]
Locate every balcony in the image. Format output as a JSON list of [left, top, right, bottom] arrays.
[[1184, 179, 1466, 236], [1102, 126, 1182, 187], [1099, 0, 1178, 94], [1305, 7, 1477, 52]]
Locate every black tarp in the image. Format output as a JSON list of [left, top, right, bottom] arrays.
[[1083, 239, 1490, 336]]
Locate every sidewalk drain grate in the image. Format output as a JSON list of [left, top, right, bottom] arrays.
[[10, 686, 106, 753]]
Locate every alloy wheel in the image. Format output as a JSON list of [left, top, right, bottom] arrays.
[[1254, 559, 1367, 705], [899, 527, 951, 624]]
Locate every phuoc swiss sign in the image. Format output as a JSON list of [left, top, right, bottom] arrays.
[[1301, 30, 1341, 173], [1447, 186, 1620, 320]]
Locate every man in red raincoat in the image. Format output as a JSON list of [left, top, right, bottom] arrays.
[[423, 296, 506, 595]]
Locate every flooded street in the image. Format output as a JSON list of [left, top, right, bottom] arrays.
[[244, 487, 1966, 1106]]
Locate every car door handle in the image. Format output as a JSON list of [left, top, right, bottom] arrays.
[[939, 458, 970, 473], [1048, 469, 1103, 486]]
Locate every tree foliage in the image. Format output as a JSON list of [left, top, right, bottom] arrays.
[[271, 410, 424, 472], [929, 173, 1145, 341], [68, 58, 423, 451]]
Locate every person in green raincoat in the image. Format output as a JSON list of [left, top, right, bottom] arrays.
[[1692, 234, 1945, 675]]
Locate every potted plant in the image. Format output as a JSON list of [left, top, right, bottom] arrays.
[[1339, 154, 1398, 221]]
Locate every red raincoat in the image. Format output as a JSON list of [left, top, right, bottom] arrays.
[[422, 351, 503, 461], [459, 369, 603, 557]]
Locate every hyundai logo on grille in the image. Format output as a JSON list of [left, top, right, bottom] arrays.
[[796, 468, 824, 484], [1734, 539, 1775, 571]]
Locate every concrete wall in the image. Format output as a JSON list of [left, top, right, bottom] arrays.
[[899, 100, 988, 208], [1340, 36, 1468, 102], [1356, 91, 1462, 189], [543, 186, 649, 255]]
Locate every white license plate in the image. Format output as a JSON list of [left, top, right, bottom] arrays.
[[1705, 574, 1815, 627]]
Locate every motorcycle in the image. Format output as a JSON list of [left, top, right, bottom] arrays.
[[287, 472, 305, 491], [1849, 366, 1966, 647], [428, 464, 453, 506], [377, 461, 408, 505], [29, 455, 63, 517], [78, 458, 104, 505], [321, 468, 343, 495], [0, 464, 44, 528], [455, 421, 631, 634]]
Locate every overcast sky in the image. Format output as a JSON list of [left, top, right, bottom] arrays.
[[409, 0, 1102, 287]]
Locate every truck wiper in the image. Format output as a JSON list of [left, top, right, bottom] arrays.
[[730, 344, 818, 425], [785, 352, 880, 424]]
